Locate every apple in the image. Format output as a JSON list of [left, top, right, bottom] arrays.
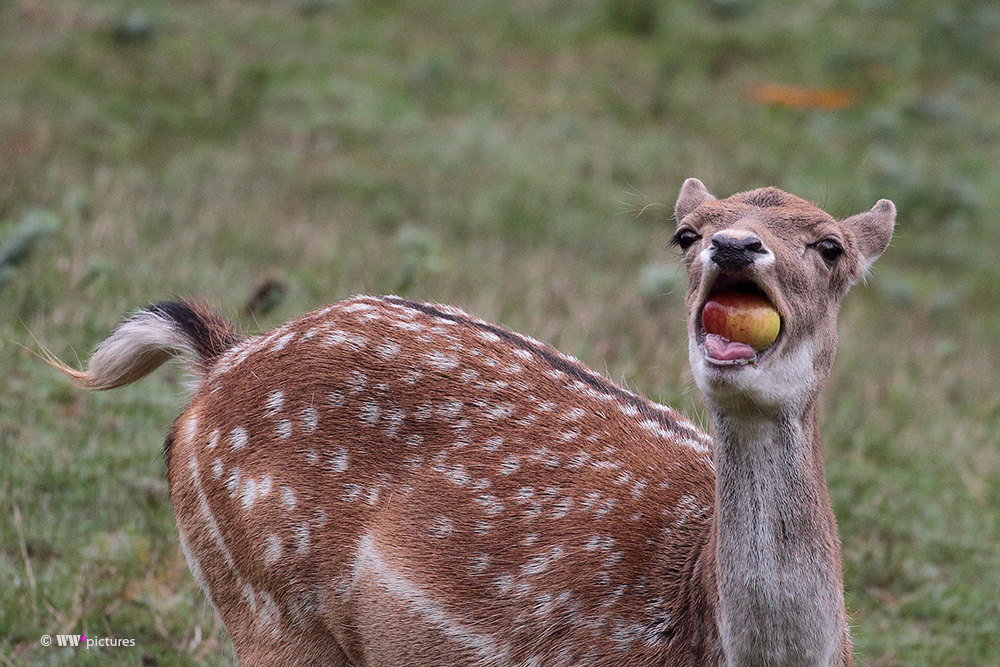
[[702, 290, 781, 351]]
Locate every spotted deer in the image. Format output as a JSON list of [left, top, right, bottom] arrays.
[[47, 179, 895, 666]]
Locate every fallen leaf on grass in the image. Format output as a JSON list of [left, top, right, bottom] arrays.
[[745, 82, 855, 110]]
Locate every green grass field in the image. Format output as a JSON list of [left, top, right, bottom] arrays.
[[2, 0, 999, 664]]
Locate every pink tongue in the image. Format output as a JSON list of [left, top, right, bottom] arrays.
[[704, 333, 757, 362]]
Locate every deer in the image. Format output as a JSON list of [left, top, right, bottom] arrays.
[[45, 179, 895, 666]]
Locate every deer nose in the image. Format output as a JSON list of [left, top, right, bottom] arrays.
[[710, 233, 767, 270]]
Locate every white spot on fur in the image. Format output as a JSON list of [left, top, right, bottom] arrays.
[[438, 399, 463, 419], [229, 427, 248, 450], [328, 391, 345, 408], [348, 371, 367, 394], [241, 478, 259, 509], [301, 406, 319, 432], [207, 429, 219, 450], [483, 436, 503, 452], [383, 407, 405, 439], [580, 492, 602, 511], [346, 333, 370, 350], [211, 458, 223, 479], [542, 486, 562, 500], [470, 554, 491, 573], [486, 404, 514, 420], [618, 403, 640, 417], [323, 330, 348, 347], [446, 465, 471, 486], [586, 535, 615, 551], [522, 546, 564, 576], [596, 498, 618, 518], [295, 524, 310, 555], [494, 573, 514, 593], [272, 332, 296, 352], [265, 534, 282, 565], [282, 486, 296, 510], [343, 483, 362, 502], [360, 402, 380, 426], [329, 447, 349, 473], [377, 342, 401, 360], [515, 486, 535, 501], [391, 319, 424, 331], [514, 412, 538, 428], [499, 455, 520, 475], [266, 390, 284, 415], [553, 497, 574, 519], [477, 330, 501, 343], [225, 467, 242, 497], [425, 350, 459, 371], [258, 590, 281, 635], [430, 516, 454, 537], [476, 494, 504, 515], [342, 301, 375, 313], [241, 584, 258, 614], [276, 419, 292, 439]]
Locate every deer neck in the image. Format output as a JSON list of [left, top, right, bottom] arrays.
[[707, 399, 846, 667]]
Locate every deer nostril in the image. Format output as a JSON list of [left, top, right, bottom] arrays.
[[711, 234, 766, 252], [710, 234, 768, 269]]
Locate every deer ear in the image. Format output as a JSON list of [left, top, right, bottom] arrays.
[[675, 178, 715, 222], [843, 199, 896, 271]]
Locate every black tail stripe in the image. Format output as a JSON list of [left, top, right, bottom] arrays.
[[383, 297, 700, 442], [146, 301, 240, 362]]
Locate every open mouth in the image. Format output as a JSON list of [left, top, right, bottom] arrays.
[[696, 273, 783, 367]]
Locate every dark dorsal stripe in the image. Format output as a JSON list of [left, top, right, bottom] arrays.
[[383, 296, 703, 443]]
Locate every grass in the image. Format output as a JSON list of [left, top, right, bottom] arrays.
[[1, 0, 998, 664]]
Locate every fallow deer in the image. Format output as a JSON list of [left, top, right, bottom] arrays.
[[48, 179, 895, 666]]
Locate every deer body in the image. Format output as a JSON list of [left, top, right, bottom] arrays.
[[51, 180, 895, 666], [167, 296, 722, 666]]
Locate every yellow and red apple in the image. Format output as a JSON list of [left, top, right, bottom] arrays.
[[702, 291, 781, 351]]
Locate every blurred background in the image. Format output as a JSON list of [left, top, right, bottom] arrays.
[[1, 0, 998, 664]]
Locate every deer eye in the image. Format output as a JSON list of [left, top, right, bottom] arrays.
[[671, 228, 701, 251], [813, 238, 844, 264]]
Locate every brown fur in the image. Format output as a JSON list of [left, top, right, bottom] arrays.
[[168, 297, 720, 665]]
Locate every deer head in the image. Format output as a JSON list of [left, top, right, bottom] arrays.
[[674, 178, 895, 414]]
